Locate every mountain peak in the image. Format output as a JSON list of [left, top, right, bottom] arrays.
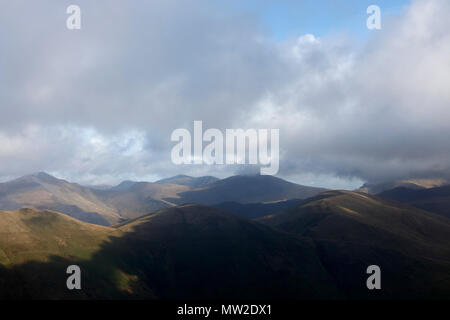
[[155, 175, 219, 187], [111, 180, 137, 191], [10, 172, 62, 185], [356, 178, 449, 194], [31, 171, 55, 179], [29, 172, 63, 183], [172, 174, 192, 179]]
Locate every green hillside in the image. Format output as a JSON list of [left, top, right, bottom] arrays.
[[0, 208, 129, 299]]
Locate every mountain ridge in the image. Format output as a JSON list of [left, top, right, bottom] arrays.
[[260, 190, 450, 299], [378, 185, 450, 219], [154, 174, 219, 187], [166, 174, 327, 205], [0, 172, 328, 226]]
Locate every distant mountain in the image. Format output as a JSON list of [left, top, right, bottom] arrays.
[[357, 179, 448, 194], [0, 173, 323, 226], [379, 185, 450, 219], [110, 180, 137, 191], [84, 184, 114, 191], [0, 172, 120, 226], [155, 174, 219, 187], [0, 172, 336, 227], [260, 190, 450, 299], [214, 199, 302, 219], [167, 175, 327, 205], [94, 181, 189, 220], [0, 173, 190, 225]]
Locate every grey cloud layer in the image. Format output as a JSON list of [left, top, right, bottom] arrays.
[[0, 0, 449, 186]]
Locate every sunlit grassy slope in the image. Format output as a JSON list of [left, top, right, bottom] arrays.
[[0, 208, 116, 265]]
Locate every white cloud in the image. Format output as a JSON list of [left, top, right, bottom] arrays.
[[0, 0, 449, 187]]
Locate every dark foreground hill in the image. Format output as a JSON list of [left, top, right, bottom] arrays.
[[0, 205, 339, 299], [214, 199, 302, 219], [260, 190, 450, 299], [1, 195, 450, 300]]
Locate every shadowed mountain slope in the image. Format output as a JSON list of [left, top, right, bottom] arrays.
[[167, 175, 327, 205], [108, 204, 339, 299], [1, 199, 449, 299], [379, 185, 450, 219], [213, 199, 302, 219], [260, 190, 450, 299], [0, 205, 339, 299]]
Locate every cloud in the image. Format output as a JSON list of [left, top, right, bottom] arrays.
[[245, 0, 450, 184], [0, 0, 449, 187]]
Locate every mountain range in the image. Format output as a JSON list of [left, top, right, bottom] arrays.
[[0, 172, 326, 226], [1, 189, 449, 299], [0, 172, 449, 299], [356, 178, 448, 194]]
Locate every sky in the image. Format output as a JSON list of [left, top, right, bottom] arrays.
[[1, 0, 450, 189], [231, 0, 409, 40]]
